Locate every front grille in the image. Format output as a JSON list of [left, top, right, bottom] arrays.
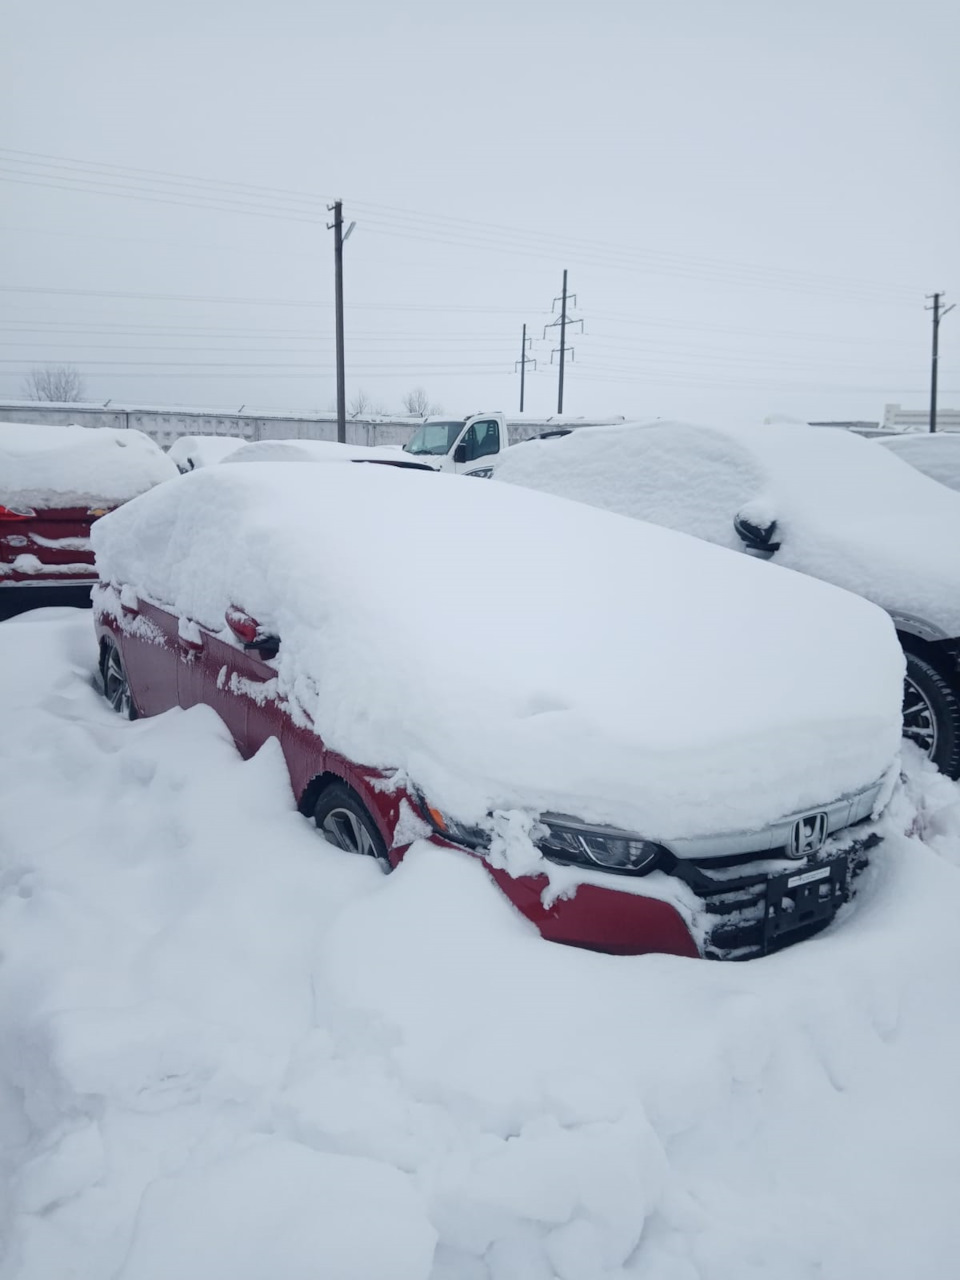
[[663, 832, 880, 960]]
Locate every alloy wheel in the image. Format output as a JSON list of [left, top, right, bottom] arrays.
[[902, 673, 938, 759], [104, 646, 134, 719], [320, 806, 381, 860]]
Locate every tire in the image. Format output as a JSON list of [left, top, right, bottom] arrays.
[[313, 783, 392, 872], [902, 652, 960, 778], [101, 639, 138, 720]]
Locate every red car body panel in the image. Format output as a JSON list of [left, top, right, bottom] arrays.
[[94, 591, 705, 958], [0, 506, 108, 586]]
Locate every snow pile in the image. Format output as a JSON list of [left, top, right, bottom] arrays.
[[875, 431, 960, 493], [0, 610, 959, 1279], [92, 463, 902, 837], [167, 435, 247, 472], [0, 423, 178, 508], [494, 421, 960, 637]]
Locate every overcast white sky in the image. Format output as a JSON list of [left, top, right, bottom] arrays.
[[1, 0, 958, 424]]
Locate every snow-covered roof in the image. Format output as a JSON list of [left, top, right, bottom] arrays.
[[0, 422, 178, 508], [92, 462, 901, 839], [874, 432, 960, 494], [223, 440, 420, 467], [167, 435, 248, 471], [493, 420, 960, 638]]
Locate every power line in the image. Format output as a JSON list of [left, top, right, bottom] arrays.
[[0, 147, 921, 305]]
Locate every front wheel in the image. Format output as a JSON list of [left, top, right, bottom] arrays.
[[902, 652, 960, 778], [313, 783, 392, 872], [101, 640, 137, 720]]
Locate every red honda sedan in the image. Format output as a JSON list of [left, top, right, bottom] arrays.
[[91, 461, 901, 959]]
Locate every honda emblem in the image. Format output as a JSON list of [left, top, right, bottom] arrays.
[[789, 812, 828, 859]]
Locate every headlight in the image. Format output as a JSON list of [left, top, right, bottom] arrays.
[[538, 814, 664, 875], [423, 804, 488, 849], [465, 467, 494, 479]]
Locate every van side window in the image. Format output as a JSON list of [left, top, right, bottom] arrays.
[[464, 420, 499, 461]]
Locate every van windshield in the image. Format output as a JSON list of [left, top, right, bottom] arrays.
[[403, 422, 464, 456]]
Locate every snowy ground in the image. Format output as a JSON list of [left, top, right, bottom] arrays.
[[1, 609, 959, 1280]]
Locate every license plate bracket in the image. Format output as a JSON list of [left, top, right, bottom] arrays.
[[763, 854, 849, 951]]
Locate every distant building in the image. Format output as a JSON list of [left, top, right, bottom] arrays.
[[882, 403, 960, 433], [0, 402, 423, 448]]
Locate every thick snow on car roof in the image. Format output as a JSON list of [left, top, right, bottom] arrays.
[[0, 422, 178, 508], [92, 462, 901, 838], [224, 439, 430, 469], [494, 420, 960, 637], [875, 432, 960, 493], [167, 435, 247, 471]]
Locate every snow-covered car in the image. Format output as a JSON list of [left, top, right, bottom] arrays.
[[0, 422, 177, 601], [224, 439, 435, 470], [493, 421, 960, 778], [167, 435, 248, 473], [91, 462, 902, 960], [874, 432, 960, 494]]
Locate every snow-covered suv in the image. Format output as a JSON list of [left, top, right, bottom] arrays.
[[494, 421, 960, 778]]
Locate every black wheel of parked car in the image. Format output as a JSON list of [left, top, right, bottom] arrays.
[[313, 783, 392, 872], [101, 639, 138, 720], [902, 653, 960, 778]]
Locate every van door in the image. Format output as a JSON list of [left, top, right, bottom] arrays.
[[453, 417, 502, 475]]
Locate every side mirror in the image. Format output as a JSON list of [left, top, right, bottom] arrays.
[[225, 606, 280, 659], [453, 442, 468, 464], [734, 513, 781, 554]]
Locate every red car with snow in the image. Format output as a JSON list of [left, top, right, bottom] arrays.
[[92, 461, 901, 959], [1, 422, 177, 606]]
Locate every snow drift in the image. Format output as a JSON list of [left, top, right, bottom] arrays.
[[0, 610, 959, 1280]]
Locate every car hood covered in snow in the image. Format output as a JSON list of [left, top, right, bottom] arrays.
[[494, 421, 960, 638], [0, 421, 178, 508], [875, 431, 960, 494], [92, 463, 902, 839], [223, 439, 433, 469]]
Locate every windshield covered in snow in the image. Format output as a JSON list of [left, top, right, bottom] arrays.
[[403, 422, 464, 456]]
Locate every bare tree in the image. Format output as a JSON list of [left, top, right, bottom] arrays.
[[402, 386, 442, 416], [348, 388, 371, 418], [22, 364, 86, 402]]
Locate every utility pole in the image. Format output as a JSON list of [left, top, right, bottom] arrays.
[[514, 324, 536, 412], [543, 270, 583, 414], [326, 201, 356, 444], [926, 291, 956, 433]]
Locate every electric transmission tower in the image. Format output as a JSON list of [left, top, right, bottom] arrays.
[[543, 270, 583, 413]]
